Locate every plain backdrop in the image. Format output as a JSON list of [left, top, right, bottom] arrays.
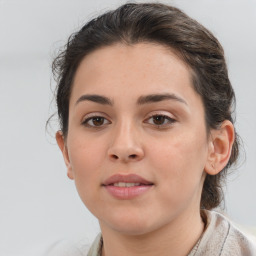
[[0, 0, 255, 255]]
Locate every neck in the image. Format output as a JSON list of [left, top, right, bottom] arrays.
[[100, 209, 205, 256]]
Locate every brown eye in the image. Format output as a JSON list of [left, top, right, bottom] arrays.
[[152, 115, 166, 125], [146, 114, 176, 127], [92, 117, 104, 126], [82, 116, 110, 127]]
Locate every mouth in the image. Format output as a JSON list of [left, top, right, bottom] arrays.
[[102, 174, 154, 200], [112, 182, 143, 187], [103, 174, 153, 186]]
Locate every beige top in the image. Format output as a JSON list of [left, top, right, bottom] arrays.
[[46, 210, 256, 256], [187, 210, 256, 256]]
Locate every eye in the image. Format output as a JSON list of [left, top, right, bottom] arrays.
[[82, 116, 111, 128], [146, 114, 176, 127]]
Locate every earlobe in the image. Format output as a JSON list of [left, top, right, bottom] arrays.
[[205, 120, 235, 175], [56, 131, 74, 180]]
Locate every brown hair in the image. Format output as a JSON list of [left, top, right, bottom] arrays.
[[52, 3, 239, 210]]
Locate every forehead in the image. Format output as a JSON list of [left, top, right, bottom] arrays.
[[70, 42, 199, 106]]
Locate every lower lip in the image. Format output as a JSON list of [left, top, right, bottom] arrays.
[[103, 185, 153, 200]]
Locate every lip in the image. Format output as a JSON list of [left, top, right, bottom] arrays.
[[102, 174, 154, 200], [103, 174, 153, 186]]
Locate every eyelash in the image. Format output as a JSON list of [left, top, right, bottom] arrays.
[[81, 114, 176, 129], [145, 114, 176, 128], [81, 115, 111, 128]]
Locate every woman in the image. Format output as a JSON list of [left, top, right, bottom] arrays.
[[48, 2, 256, 256]]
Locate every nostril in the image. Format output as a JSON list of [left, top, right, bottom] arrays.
[[112, 155, 119, 160], [129, 154, 137, 159]]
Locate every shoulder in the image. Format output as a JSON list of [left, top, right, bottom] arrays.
[[43, 238, 92, 256], [197, 210, 256, 256]]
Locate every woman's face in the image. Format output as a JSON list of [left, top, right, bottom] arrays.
[[59, 43, 212, 235]]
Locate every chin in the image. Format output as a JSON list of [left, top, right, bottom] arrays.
[[109, 223, 153, 236], [99, 211, 163, 236]]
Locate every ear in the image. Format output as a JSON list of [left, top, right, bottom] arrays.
[[56, 131, 74, 180], [205, 120, 235, 175]]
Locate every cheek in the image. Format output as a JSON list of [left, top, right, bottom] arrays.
[[67, 135, 107, 191], [148, 131, 208, 181], [146, 133, 208, 212], [67, 139, 105, 209], [69, 134, 105, 167]]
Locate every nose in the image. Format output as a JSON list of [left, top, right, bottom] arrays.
[[107, 121, 144, 162]]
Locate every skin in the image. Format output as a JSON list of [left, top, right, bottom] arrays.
[[56, 43, 234, 256]]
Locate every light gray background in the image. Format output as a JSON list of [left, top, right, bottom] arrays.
[[0, 0, 255, 255]]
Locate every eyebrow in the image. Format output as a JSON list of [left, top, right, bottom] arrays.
[[75, 93, 187, 106], [137, 93, 187, 105], [75, 94, 113, 106]]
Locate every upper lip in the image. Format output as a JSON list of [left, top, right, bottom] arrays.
[[102, 174, 153, 186]]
